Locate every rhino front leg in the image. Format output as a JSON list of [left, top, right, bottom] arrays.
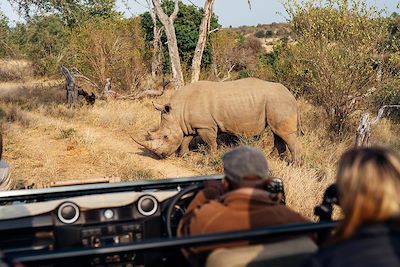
[[178, 135, 194, 156], [197, 128, 218, 153]]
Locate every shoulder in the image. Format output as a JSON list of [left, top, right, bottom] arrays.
[[303, 227, 400, 267]]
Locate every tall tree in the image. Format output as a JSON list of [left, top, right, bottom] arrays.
[[145, 0, 164, 80], [152, 0, 184, 89], [190, 0, 215, 83], [0, 11, 17, 58]]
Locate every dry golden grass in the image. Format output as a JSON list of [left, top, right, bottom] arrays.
[[171, 99, 400, 219], [1, 81, 399, 221], [0, 60, 34, 81]]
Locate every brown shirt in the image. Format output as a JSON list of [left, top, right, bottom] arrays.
[[178, 186, 310, 254]]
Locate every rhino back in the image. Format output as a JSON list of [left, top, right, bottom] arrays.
[[170, 78, 298, 136]]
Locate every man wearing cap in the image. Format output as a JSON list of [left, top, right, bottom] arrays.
[[177, 146, 309, 255]]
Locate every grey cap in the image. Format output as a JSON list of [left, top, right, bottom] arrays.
[[223, 146, 269, 184]]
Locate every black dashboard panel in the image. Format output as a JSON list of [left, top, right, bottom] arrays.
[[0, 175, 224, 267]]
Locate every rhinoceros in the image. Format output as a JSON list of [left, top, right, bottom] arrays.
[[134, 78, 301, 162]]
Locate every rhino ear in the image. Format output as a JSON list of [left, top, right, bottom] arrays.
[[164, 104, 171, 113]]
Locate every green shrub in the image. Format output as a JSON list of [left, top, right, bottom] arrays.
[[66, 17, 147, 93], [15, 15, 68, 75], [277, 0, 391, 138], [140, 0, 220, 76]]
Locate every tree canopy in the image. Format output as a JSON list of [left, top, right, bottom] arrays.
[[141, 0, 219, 74], [9, 0, 119, 27], [278, 0, 392, 136]]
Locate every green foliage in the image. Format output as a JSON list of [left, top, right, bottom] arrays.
[[278, 0, 391, 137], [209, 29, 238, 79], [0, 12, 10, 56], [10, 0, 119, 27], [0, 11, 19, 58], [210, 29, 265, 80], [254, 30, 274, 38], [234, 36, 263, 71], [265, 30, 274, 37], [238, 69, 250, 78], [140, 0, 220, 74], [254, 30, 265, 38], [15, 15, 68, 75], [66, 17, 147, 92], [387, 12, 400, 52], [236, 33, 246, 46], [57, 127, 76, 139], [258, 38, 306, 93], [4, 0, 123, 76]]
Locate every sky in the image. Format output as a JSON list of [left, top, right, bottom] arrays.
[[1, 0, 399, 27]]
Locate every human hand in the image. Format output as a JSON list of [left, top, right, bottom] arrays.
[[202, 179, 226, 199]]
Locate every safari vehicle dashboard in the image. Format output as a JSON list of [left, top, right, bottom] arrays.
[[0, 176, 337, 267]]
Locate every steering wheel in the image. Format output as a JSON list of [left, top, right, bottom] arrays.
[[165, 184, 203, 238]]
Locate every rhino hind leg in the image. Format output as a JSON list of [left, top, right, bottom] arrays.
[[272, 133, 287, 158], [279, 132, 299, 164], [197, 128, 218, 152]]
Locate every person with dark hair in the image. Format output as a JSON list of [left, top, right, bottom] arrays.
[[178, 146, 309, 256], [302, 147, 400, 267]]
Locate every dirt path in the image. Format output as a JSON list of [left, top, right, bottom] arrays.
[[1, 82, 199, 187], [6, 115, 199, 187]]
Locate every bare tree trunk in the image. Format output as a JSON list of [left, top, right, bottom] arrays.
[[355, 105, 400, 147], [60, 65, 78, 108], [152, 0, 184, 89], [104, 78, 111, 98], [147, 0, 164, 80], [152, 26, 164, 79], [355, 113, 372, 147], [190, 0, 215, 83]]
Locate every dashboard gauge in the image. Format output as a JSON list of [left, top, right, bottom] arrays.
[[57, 202, 80, 224], [137, 195, 158, 216]]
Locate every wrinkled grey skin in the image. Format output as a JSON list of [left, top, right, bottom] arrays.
[[144, 106, 184, 158], [136, 78, 301, 161]]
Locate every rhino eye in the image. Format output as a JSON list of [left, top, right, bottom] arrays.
[[163, 135, 168, 139]]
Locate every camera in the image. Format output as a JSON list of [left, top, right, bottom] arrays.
[[314, 184, 339, 221], [265, 177, 286, 205]]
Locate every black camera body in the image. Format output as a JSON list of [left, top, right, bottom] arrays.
[[314, 184, 339, 221], [265, 177, 286, 205]]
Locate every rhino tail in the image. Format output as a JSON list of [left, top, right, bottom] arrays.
[[297, 107, 305, 136]]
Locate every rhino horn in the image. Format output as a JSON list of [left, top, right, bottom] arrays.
[[153, 102, 164, 112], [130, 134, 151, 149], [129, 135, 161, 158]]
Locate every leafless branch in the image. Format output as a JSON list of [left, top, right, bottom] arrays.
[[371, 105, 400, 124], [221, 64, 235, 82], [171, 0, 180, 22], [355, 104, 400, 147], [71, 67, 100, 90], [108, 87, 166, 100], [133, 0, 150, 10], [208, 28, 220, 35]]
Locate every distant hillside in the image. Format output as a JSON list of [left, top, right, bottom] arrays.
[[231, 22, 292, 39], [229, 22, 293, 53]]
